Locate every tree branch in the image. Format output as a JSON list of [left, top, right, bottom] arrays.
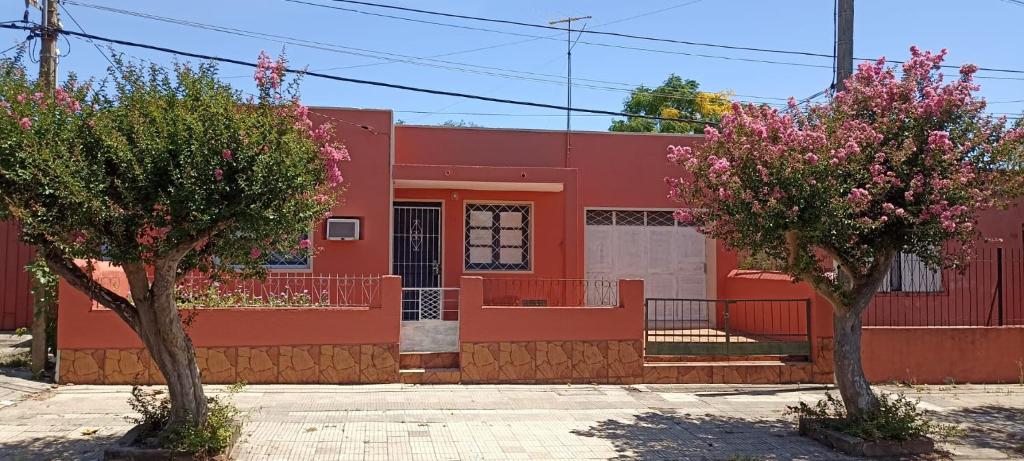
[[41, 248, 140, 331], [162, 220, 234, 265]]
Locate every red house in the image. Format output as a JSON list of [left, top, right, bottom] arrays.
[[14, 107, 1024, 385]]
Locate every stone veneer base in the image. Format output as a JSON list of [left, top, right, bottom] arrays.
[[58, 344, 399, 385], [59, 338, 835, 385]]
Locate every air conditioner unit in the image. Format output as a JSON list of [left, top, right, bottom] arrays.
[[325, 218, 360, 241]]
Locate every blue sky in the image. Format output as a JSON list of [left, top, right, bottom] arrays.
[[2, 0, 1022, 131]]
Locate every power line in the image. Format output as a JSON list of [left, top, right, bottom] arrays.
[[281, 0, 835, 70], [58, 2, 114, 68], [61, 1, 793, 105], [295, 0, 1024, 76], [316, 0, 837, 59], [0, 24, 719, 126]]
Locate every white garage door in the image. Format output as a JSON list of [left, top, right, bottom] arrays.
[[585, 210, 708, 321]]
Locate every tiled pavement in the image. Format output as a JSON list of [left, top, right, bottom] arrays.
[[0, 371, 1022, 460]]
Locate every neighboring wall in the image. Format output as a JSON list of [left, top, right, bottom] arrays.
[[862, 327, 1024, 384], [0, 220, 34, 330]]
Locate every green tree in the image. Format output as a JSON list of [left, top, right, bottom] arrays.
[[0, 52, 348, 433], [667, 48, 1024, 418], [609, 74, 730, 134]]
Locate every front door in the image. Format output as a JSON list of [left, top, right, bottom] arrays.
[[393, 202, 442, 321]]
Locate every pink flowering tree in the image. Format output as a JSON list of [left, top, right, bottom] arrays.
[[666, 47, 1024, 417], [0, 52, 348, 431]]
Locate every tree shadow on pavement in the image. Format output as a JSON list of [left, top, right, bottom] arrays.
[[937, 405, 1024, 456], [571, 410, 852, 460], [0, 433, 121, 461]]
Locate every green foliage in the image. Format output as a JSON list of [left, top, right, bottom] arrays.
[[0, 53, 341, 277], [25, 256, 58, 354], [787, 392, 964, 442], [127, 383, 245, 455], [0, 351, 30, 368], [609, 74, 730, 134], [175, 283, 321, 308]]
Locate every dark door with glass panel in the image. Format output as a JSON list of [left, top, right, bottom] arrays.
[[393, 202, 442, 320]]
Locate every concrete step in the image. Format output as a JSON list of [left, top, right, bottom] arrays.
[[399, 368, 461, 384], [399, 352, 459, 369], [642, 360, 820, 384]]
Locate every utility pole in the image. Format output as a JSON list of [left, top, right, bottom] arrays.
[[548, 15, 590, 166], [31, 0, 59, 378], [835, 0, 854, 92]]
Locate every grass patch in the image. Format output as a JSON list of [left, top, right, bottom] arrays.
[[786, 391, 963, 442]]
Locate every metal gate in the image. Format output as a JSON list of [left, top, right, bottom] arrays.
[[393, 202, 444, 321], [645, 298, 812, 356]]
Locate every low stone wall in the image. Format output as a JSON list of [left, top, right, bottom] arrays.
[[460, 340, 643, 384], [59, 344, 400, 385]]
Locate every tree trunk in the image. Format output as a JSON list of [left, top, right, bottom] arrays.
[[832, 305, 879, 419], [128, 264, 208, 429]]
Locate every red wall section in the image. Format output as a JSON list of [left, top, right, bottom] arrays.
[[394, 188, 571, 285], [863, 326, 1024, 384], [459, 276, 644, 343], [395, 126, 566, 167], [56, 262, 402, 350], [306, 108, 393, 276], [0, 220, 34, 330]]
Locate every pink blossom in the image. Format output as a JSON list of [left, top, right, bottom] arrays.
[[16, 94, 25, 103], [222, 149, 233, 160], [298, 239, 311, 249], [214, 168, 224, 181], [250, 248, 262, 258], [804, 153, 819, 165], [673, 209, 694, 224], [18, 118, 31, 130]]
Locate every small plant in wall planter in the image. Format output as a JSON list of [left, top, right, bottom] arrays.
[[786, 392, 963, 457], [107, 382, 248, 460]]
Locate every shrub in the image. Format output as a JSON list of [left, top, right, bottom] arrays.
[[126, 382, 246, 455], [0, 351, 31, 368], [787, 391, 963, 441]]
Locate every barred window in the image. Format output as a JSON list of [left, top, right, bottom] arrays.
[[266, 234, 311, 269], [879, 252, 943, 293], [465, 203, 530, 271], [585, 209, 687, 226]]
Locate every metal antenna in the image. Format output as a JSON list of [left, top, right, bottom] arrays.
[[549, 15, 590, 165]]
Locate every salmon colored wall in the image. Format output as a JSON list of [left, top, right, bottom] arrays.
[[863, 326, 1024, 384], [56, 262, 401, 350], [305, 108, 393, 276], [395, 126, 703, 208], [459, 276, 644, 343], [394, 188, 570, 287], [0, 220, 34, 330]]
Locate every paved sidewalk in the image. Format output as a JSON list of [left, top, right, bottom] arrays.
[[0, 377, 1021, 460]]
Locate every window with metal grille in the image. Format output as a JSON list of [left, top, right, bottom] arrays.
[[879, 252, 943, 293], [465, 203, 531, 271], [265, 234, 311, 269], [584, 210, 687, 226]]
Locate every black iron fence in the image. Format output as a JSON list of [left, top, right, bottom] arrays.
[[863, 246, 1024, 327], [645, 298, 812, 356]]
